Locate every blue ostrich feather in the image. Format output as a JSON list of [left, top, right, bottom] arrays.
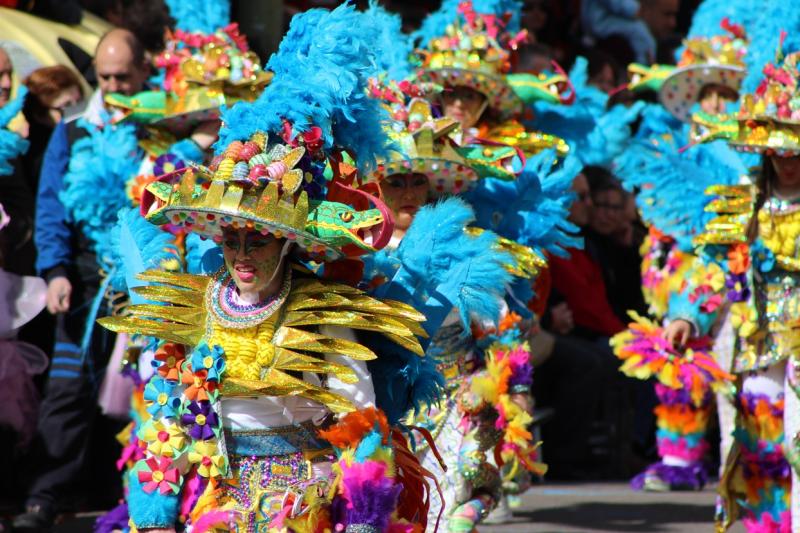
[[215, 3, 391, 172], [613, 124, 744, 252], [59, 118, 141, 264], [365, 197, 515, 424], [109, 207, 180, 304], [412, 0, 523, 47], [365, 1, 413, 81], [185, 233, 223, 275], [466, 149, 582, 258], [0, 87, 29, 175], [165, 0, 229, 33], [527, 58, 644, 166], [741, 1, 800, 95]]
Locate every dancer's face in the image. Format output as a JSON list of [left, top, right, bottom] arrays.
[[699, 84, 738, 115], [381, 173, 429, 232], [442, 85, 487, 130], [221, 228, 285, 297], [771, 155, 800, 191]]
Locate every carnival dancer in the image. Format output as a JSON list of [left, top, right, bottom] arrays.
[[364, 72, 578, 530], [610, 19, 749, 493], [411, 0, 572, 160], [662, 43, 800, 531], [97, 4, 438, 531]]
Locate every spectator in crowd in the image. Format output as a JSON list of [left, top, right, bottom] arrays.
[[22, 66, 83, 195], [12, 29, 149, 532], [587, 49, 622, 94], [548, 170, 627, 339], [522, 0, 549, 41], [531, 172, 606, 479], [583, 166, 647, 324], [517, 42, 555, 74], [580, 0, 657, 64]]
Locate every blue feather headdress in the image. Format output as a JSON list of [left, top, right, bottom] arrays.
[[363, 197, 515, 423], [613, 115, 744, 251], [466, 149, 582, 259], [365, 1, 413, 82], [0, 87, 29, 176], [59, 117, 142, 264], [412, 0, 523, 46], [165, 0, 229, 33], [525, 57, 644, 167], [215, 2, 391, 172]]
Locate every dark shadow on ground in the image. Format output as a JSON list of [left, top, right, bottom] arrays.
[[510, 502, 715, 532]]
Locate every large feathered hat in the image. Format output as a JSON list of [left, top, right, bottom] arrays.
[[729, 39, 800, 155], [412, 0, 572, 118], [660, 18, 748, 122], [140, 3, 395, 261], [106, 24, 271, 127]]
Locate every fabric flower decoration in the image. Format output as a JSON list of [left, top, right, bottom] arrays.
[[154, 343, 186, 381], [143, 377, 181, 419], [181, 367, 218, 402], [137, 456, 181, 494], [725, 272, 750, 303], [689, 262, 725, 293], [181, 400, 219, 440], [727, 243, 750, 275], [154, 153, 185, 176], [730, 302, 758, 338], [140, 419, 187, 457], [187, 441, 228, 478], [189, 342, 226, 383], [750, 240, 776, 273]]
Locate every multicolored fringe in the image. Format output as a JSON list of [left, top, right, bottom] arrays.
[[631, 384, 711, 491], [639, 229, 693, 319], [612, 313, 733, 491], [735, 392, 791, 533], [611, 312, 734, 401], [468, 314, 546, 480], [318, 408, 418, 533]]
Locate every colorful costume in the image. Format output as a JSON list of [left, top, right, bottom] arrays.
[[667, 46, 800, 531], [611, 17, 751, 493], [97, 5, 442, 531]]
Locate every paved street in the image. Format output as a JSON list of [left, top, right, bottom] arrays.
[[479, 482, 746, 533]]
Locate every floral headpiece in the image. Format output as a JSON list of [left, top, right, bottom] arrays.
[[660, 18, 748, 122], [729, 37, 800, 155], [141, 129, 393, 260], [106, 24, 271, 127], [413, 1, 574, 117], [367, 79, 479, 194]]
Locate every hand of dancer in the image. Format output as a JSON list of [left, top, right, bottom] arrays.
[[663, 319, 692, 348], [46, 276, 72, 314]]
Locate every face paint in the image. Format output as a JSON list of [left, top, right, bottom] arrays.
[[221, 228, 285, 299]]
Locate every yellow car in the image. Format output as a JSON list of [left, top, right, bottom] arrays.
[[0, 7, 111, 96]]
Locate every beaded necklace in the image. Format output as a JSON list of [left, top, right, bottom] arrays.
[[207, 266, 292, 329]]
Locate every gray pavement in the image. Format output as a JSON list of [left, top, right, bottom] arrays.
[[479, 482, 747, 533]]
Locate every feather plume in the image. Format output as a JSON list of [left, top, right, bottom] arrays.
[[59, 119, 141, 264], [612, 114, 744, 252], [366, 1, 413, 81], [0, 86, 29, 175], [109, 207, 181, 300], [216, 2, 391, 171], [466, 150, 582, 258], [165, 0, 229, 33]]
